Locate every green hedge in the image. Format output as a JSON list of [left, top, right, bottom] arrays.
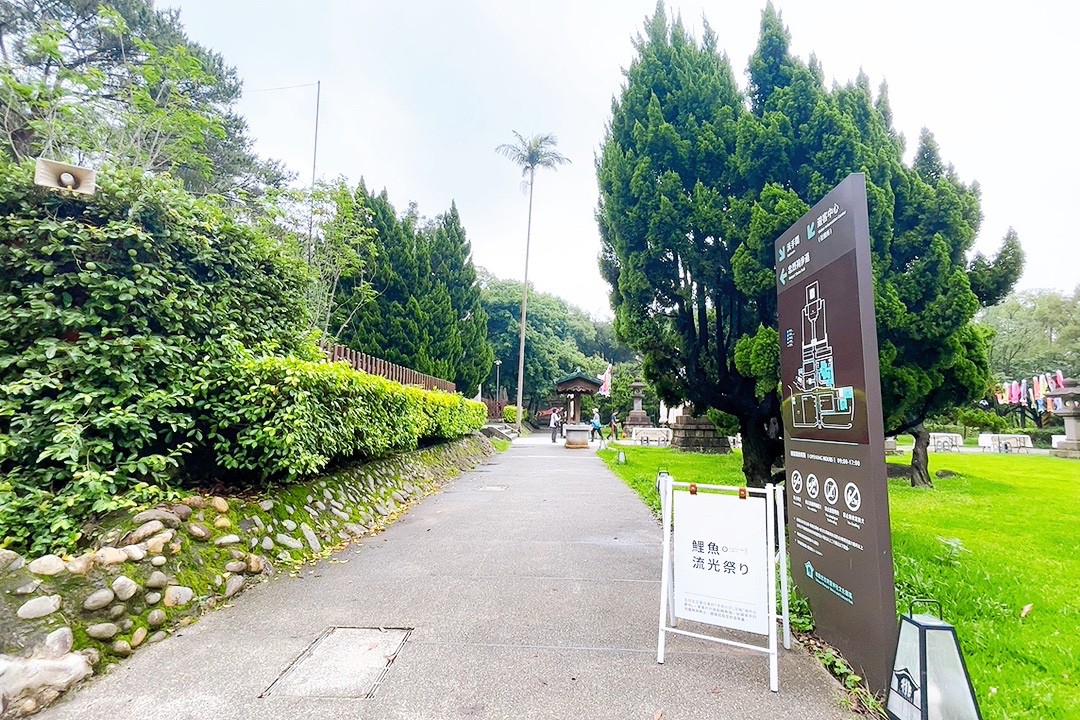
[[0, 160, 485, 555], [0, 161, 311, 553], [503, 405, 518, 424], [196, 343, 486, 480]]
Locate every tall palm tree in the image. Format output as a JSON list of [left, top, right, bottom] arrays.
[[496, 131, 570, 434]]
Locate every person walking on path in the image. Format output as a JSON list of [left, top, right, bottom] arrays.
[[550, 408, 561, 443], [609, 410, 619, 441], [590, 409, 602, 442]]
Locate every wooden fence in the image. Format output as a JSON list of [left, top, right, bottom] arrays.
[[324, 343, 456, 393]]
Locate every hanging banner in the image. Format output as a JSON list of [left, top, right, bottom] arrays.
[[672, 491, 768, 634], [774, 173, 897, 692]]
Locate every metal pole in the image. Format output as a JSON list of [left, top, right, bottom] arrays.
[[306, 80, 322, 261], [514, 166, 535, 435], [776, 484, 792, 650], [766, 488, 779, 692], [656, 472, 672, 664], [495, 360, 501, 412]]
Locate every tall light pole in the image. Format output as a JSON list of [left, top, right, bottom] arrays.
[[494, 359, 502, 413]]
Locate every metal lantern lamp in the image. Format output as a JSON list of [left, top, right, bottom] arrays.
[[887, 600, 982, 720]]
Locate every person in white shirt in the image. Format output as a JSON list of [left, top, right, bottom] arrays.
[[550, 408, 561, 443]]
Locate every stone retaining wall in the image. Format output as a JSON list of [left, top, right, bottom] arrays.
[[0, 434, 493, 717]]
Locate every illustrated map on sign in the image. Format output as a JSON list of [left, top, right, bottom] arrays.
[[790, 280, 855, 431]]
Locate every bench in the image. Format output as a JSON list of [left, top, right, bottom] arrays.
[[978, 433, 1033, 453], [929, 432, 963, 452], [632, 427, 672, 445]]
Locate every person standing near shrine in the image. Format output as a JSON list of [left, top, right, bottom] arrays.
[[590, 409, 602, 442], [550, 408, 561, 443]]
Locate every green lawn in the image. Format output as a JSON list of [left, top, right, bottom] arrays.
[[598, 446, 1080, 719]]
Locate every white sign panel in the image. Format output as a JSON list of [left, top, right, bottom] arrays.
[[672, 491, 768, 635]]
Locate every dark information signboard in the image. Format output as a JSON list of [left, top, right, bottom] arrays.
[[774, 173, 897, 691]]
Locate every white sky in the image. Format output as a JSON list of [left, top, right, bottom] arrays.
[[164, 0, 1080, 317]]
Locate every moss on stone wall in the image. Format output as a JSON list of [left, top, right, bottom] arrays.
[[0, 434, 493, 717]]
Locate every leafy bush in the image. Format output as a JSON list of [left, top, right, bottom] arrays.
[[196, 344, 487, 479], [956, 408, 1008, 433], [0, 159, 486, 555], [923, 423, 966, 437], [0, 161, 310, 552], [1027, 428, 1063, 449], [503, 405, 519, 424]]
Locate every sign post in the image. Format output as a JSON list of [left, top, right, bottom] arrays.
[[656, 474, 790, 692], [774, 173, 897, 691]]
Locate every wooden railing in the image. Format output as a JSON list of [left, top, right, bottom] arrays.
[[324, 343, 456, 393]]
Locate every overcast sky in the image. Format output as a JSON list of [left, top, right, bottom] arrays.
[[163, 0, 1080, 317]]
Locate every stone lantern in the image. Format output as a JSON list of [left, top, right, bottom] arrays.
[[1048, 377, 1080, 459], [624, 380, 653, 431]]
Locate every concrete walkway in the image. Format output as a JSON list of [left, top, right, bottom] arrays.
[[43, 433, 853, 720]]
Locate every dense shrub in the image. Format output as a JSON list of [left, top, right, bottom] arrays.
[[1027, 428, 1063, 449], [0, 161, 310, 552], [196, 344, 486, 480], [956, 408, 1008, 433], [503, 405, 518, 424], [0, 160, 488, 555]]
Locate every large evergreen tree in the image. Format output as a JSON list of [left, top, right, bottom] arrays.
[[428, 204, 493, 395], [341, 189, 491, 390], [347, 188, 428, 369], [597, 3, 1022, 486]]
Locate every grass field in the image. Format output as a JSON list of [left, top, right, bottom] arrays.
[[598, 446, 1080, 719]]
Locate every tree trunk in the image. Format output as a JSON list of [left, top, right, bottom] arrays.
[[909, 424, 933, 488], [740, 414, 779, 489]]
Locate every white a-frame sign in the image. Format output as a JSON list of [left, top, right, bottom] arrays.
[[656, 474, 792, 692]]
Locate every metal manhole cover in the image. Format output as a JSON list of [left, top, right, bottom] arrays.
[[261, 627, 411, 699]]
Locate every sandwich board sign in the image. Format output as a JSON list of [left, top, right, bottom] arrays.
[[774, 173, 897, 691], [656, 474, 791, 692]]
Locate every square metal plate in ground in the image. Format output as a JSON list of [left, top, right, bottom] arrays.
[[262, 627, 410, 699]]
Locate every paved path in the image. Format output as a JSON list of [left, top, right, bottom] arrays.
[[43, 433, 853, 720]]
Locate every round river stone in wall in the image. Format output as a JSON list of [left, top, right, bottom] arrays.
[[27, 555, 66, 576], [163, 585, 194, 607], [96, 547, 128, 565], [187, 523, 210, 540], [131, 627, 148, 648], [65, 554, 94, 575], [147, 609, 166, 627], [86, 623, 119, 640], [83, 588, 115, 611], [17, 594, 62, 619], [151, 555, 167, 567], [112, 575, 138, 601], [145, 571, 168, 589], [145, 592, 161, 605], [224, 575, 245, 598], [132, 509, 181, 528], [124, 520, 164, 546]]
